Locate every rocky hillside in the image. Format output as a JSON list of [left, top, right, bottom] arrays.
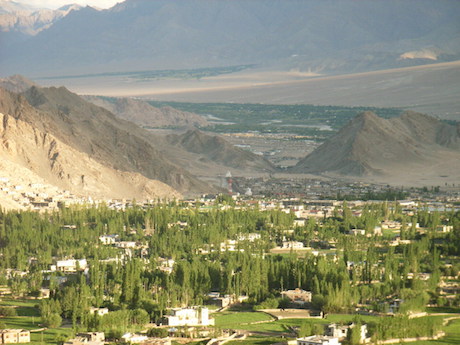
[[292, 111, 460, 184], [0, 108, 179, 201], [0, 86, 212, 200], [84, 96, 209, 128], [166, 129, 276, 173]]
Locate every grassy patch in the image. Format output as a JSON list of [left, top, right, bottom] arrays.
[[399, 318, 460, 345], [214, 312, 273, 328], [29, 328, 74, 345]]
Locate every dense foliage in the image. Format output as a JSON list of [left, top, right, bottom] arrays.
[[0, 200, 458, 340]]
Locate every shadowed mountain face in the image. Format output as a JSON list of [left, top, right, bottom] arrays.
[[292, 111, 460, 179], [166, 129, 276, 173], [1, 0, 460, 76]]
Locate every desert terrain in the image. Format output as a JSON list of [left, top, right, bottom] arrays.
[[37, 60, 460, 120]]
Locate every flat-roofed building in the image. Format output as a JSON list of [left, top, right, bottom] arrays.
[[0, 329, 31, 344]]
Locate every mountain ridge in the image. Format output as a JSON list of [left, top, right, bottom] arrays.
[[83, 95, 209, 128], [2, 0, 460, 76], [292, 111, 460, 183]]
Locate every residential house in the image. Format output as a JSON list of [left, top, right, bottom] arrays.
[[237, 233, 261, 242], [0, 329, 31, 344], [325, 323, 368, 343], [99, 234, 119, 245], [52, 259, 88, 272], [281, 288, 312, 306], [348, 229, 366, 236], [64, 332, 105, 345], [89, 307, 109, 316], [164, 307, 214, 327], [282, 241, 305, 249]]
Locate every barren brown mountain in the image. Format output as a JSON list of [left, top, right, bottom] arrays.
[[84, 95, 209, 128], [292, 111, 460, 185], [166, 129, 276, 173], [0, 88, 181, 201], [0, 86, 213, 198]]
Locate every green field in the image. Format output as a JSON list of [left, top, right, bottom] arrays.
[[146, 101, 402, 136], [214, 311, 460, 345], [214, 311, 274, 328], [0, 298, 74, 345]]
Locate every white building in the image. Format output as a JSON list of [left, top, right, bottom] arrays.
[[99, 234, 119, 245], [121, 333, 148, 344], [116, 241, 137, 249], [297, 335, 340, 345], [53, 259, 88, 272], [237, 233, 261, 242], [282, 241, 305, 249], [89, 307, 109, 316], [220, 240, 243, 252], [348, 229, 366, 236], [326, 323, 368, 343], [164, 307, 214, 327], [0, 329, 30, 344]]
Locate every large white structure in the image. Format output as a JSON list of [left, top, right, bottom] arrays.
[[52, 259, 88, 272], [297, 335, 340, 345], [164, 307, 214, 327]]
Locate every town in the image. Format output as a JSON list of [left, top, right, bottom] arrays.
[[0, 187, 459, 345]]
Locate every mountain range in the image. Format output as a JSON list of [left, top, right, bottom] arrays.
[[0, 73, 458, 207], [0, 1, 81, 40], [1, 0, 460, 76]]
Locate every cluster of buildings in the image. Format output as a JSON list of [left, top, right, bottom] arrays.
[[0, 177, 89, 211]]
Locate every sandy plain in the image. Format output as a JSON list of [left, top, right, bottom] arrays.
[[37, 60, 460, 120]]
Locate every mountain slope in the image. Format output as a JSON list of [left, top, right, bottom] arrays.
[[0, 86, 210, 195], [166, 129, 276, 173], [83, 96, 209, 128], [2, 0, 460, 75], [0, 111, 180, 201], [292, 111, 460, 183]]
